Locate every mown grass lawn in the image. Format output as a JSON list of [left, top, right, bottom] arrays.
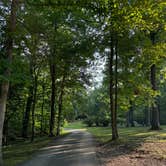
[[65, 121, 166, 160], [64, 121, 87, 129], [65, 121, 166, 143], [88, 126, 166, 143]]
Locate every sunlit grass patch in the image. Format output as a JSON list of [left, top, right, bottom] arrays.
[[65, 121, 166, 144], [64, 121, 86, 130]]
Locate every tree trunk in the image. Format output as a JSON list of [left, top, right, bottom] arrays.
[[56, 99, 63, 137], [157, 97, 161, 123], [0, 85, 8, 165], [126, 111, 130, 127], [56, 75, 65, 136], [150, 64, 160, 130], [144, 107, 150, 127], [114, 39, 118, 138], [22, 84, 33, 138], [40, 84, 45, 135], [31, 76, 38, 142], [110, 36, 118, 140], [49, 63, 56, 137], [22, 64, 33, 138], [149, 32, 160, 130], [3, 116, 9, 146], [129, 101, 135, 127], [0, 0, 18, 164]]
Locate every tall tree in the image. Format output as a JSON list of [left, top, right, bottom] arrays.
[[0, 0, 18, 163], [22, 65, 33, 138], [49, 59, 56, 137], [109, 35, 118, 140], [150, 32, 160, 130], [56, 74, 65, 136]]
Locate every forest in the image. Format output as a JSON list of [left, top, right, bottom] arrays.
[[0, 0, 166, 166]]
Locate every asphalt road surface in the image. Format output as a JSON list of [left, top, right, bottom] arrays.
[[19, 130, 100, 166]]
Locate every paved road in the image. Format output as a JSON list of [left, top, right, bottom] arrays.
[[19, 130, 99, 166]]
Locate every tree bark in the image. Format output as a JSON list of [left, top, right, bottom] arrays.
[[150, 32, 160, 130], [110, 36, 118, 140], [144, 107, 150, 127], [40, 84, 45, 135], [56, 75, 65, 136], [49, 63, 56, 137], [0, 84, 8, 165], [114, 38, 119, 138], [129, 101, 135, 127], [22, 67, 34, 138], [126, 111, 130, 127], [31, 76, 38, 142], [150, 64, 160, 130], [3, 116, 9, 146], [0, 0, 18, 164]]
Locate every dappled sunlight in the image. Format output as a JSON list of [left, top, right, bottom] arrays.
[[19, 130, 99, 166], [41, 144, 73, 150], [157, 133, 166, 137], [86, 126, 166, 144]]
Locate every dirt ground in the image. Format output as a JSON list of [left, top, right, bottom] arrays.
[[97, 141, 166, 166]]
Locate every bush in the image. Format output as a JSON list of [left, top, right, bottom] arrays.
[[84, 118, 93, 127], [99, 117, 110, 127], [75, 114, 88, 120], [94, 117, 100, 126], [117, 117, 126, 125], [101, 119, 110, 127]]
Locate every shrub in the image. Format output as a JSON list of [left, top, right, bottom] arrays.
[[100, 117, 110, 127], [117, 117, 126, 125], [84, 118, 93, 127], [75, 114, 88, 120], [94, 117, 100, 126], [102, 119, 110, 127]]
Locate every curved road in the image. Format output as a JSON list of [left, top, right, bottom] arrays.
[[19, 130, 99, 166]]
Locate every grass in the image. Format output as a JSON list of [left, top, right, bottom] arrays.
[[88, 126, 166, 143], [3, 122, 166, 166], [3, 131, 69, 166], [64, 121, 86, 129], [65, 121, 166, 159], [65, 121, 166, 143]]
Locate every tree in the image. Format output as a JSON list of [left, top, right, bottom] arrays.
[[56, 74, 65, 136], [49, 58, 56, 136], [0, 0, 18, 163]]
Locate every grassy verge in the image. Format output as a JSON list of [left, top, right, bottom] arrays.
[[87, 126, 166, 143], [3, 131, 69, 166], [3, 137, 52, 166], [87, 126, 166, 160], [64, 121, 86, 129], [65, 121, 166, 159], [65, 121, 166, 143], [5, 122, 165, 166]]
